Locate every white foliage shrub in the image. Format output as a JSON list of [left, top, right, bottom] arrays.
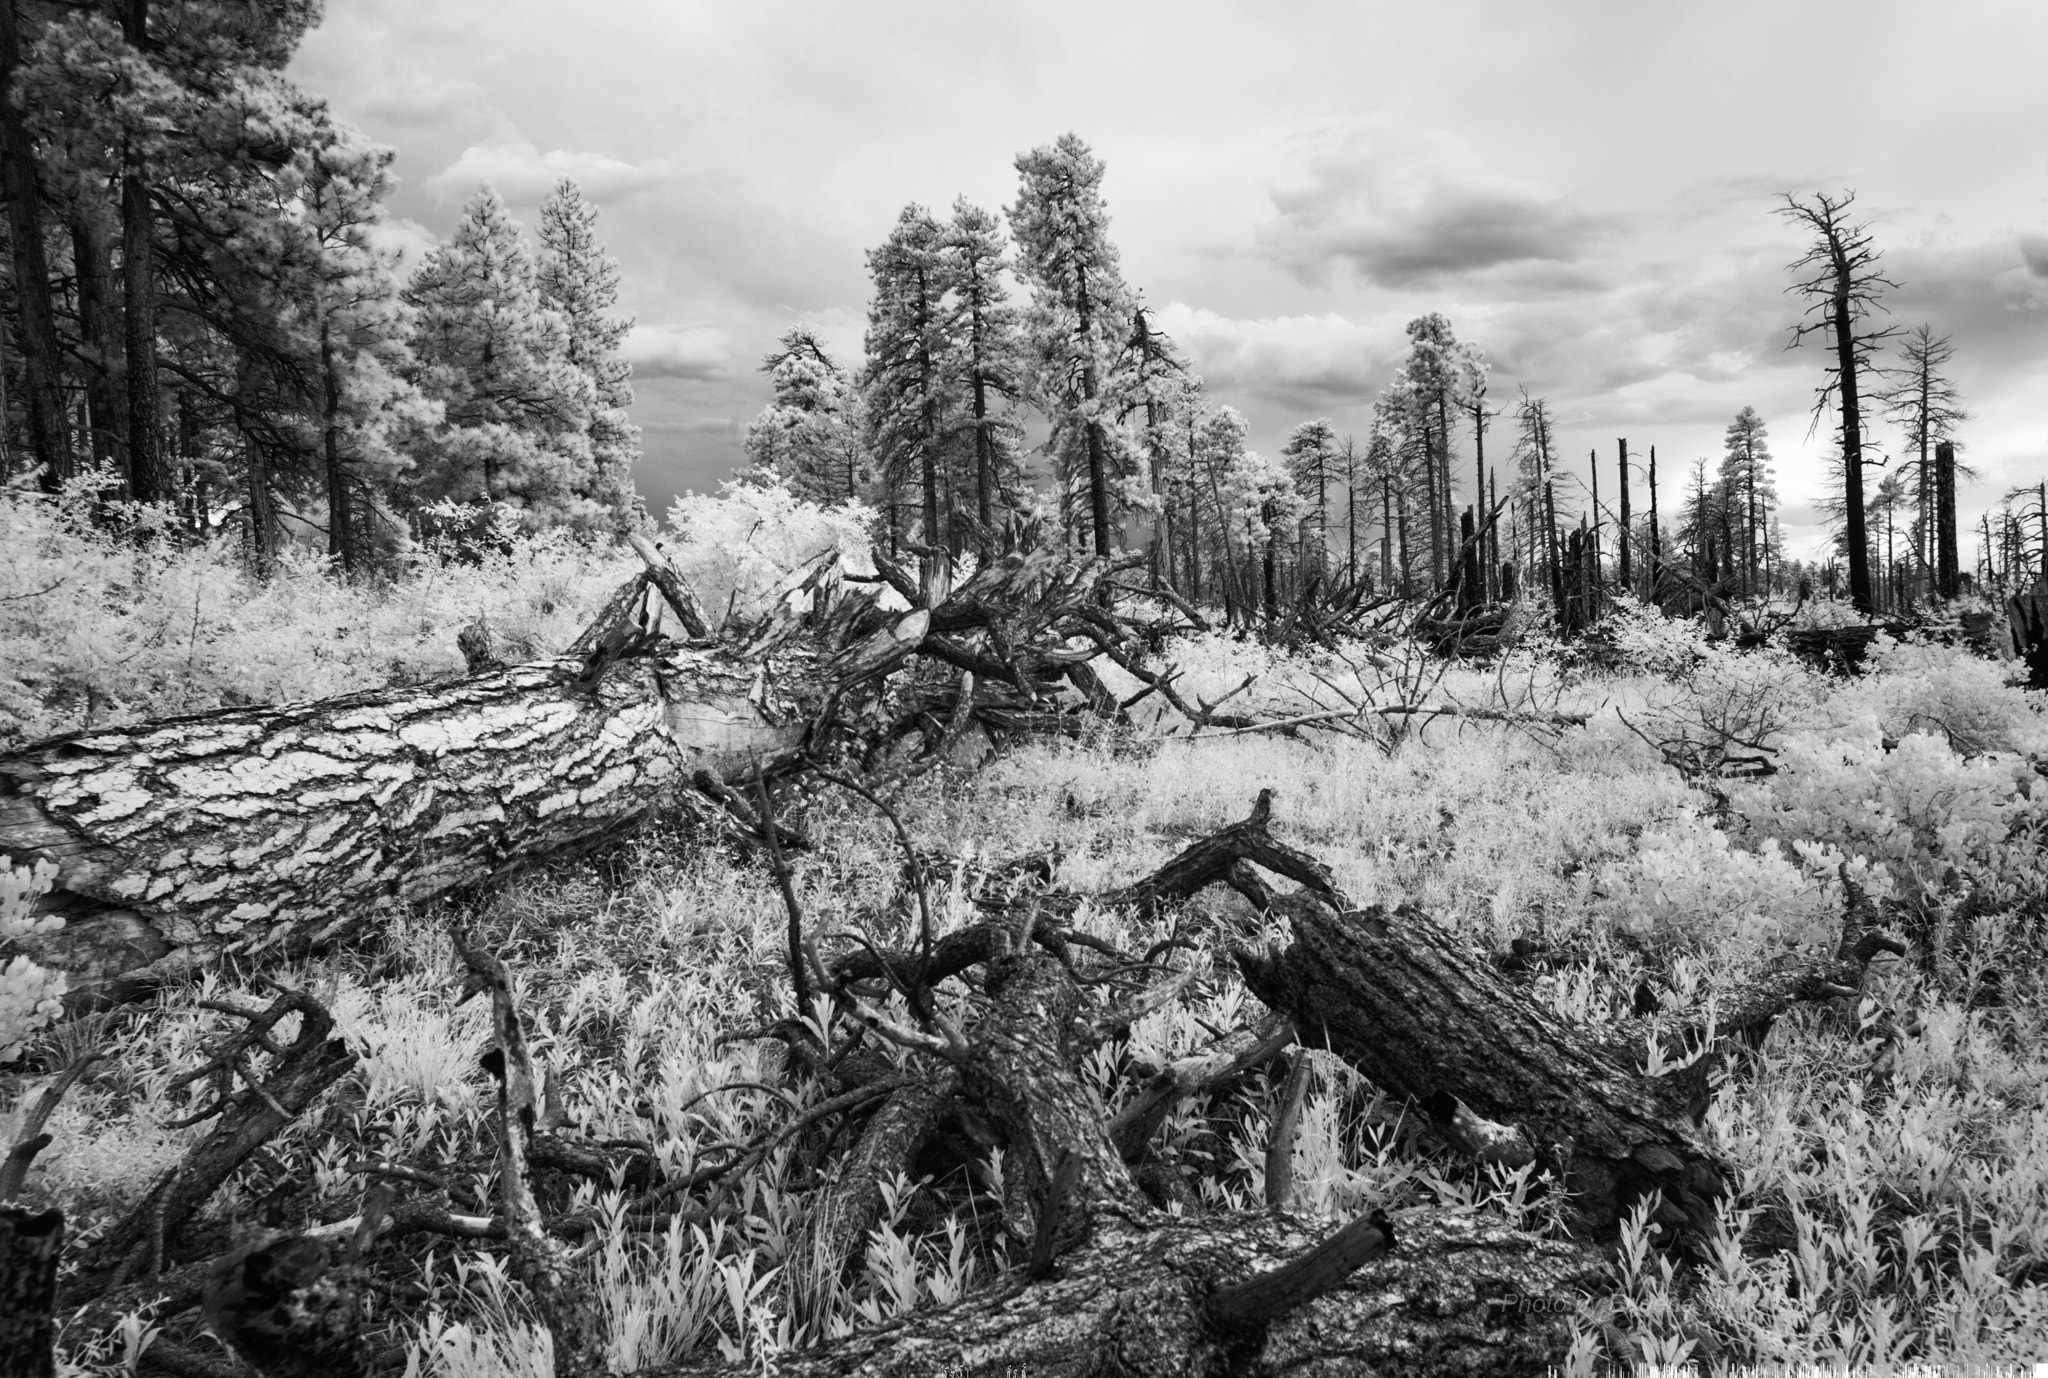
[[1589, 815, 1836, 954], [662, 481, 877, 631], [1840, 632, 2048, 756], [1, 858, 66, 1063], [1601, 596, 1712, 676], [0, 475, 631, 750], [1728, 723, 2047, 903]]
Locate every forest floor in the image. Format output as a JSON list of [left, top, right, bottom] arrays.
[[5, 506, 2048, 1375]]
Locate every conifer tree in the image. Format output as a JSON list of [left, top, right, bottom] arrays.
[[940, 197, 1026, 544], [1010, 133, 1131, 557], [738, 324, 868, 507], [538, 178, 641, 530], [861, 204, 951, 549], [298, 120, 429, 572], [1392, 313, 1465, 587], [404, 184, 595, 527], [1280, 418, 1339, 577], [1112, 303, 1193, 580], [1717, 406, 1777, 595]]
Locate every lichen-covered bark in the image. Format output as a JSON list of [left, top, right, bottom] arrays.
[[0, 648, 808, 1004]]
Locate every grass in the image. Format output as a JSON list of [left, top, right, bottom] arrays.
[[5, 502, 2048, 1374]]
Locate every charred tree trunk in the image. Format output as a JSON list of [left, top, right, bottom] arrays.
[[1935, 440, 1960, 600]]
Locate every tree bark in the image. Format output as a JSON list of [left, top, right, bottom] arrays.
[[0, 0, 72, 492], [118, 0, 170, 507], [1238, 894, 1729, 1240], [0, 645, 811, 1007], [1935, 441, 1959, 599], [654, 1205, 1604, 1378], [70, 215, 129, 480], [0, 1207, 63, 1378], [653, 943, 1603, 1378]]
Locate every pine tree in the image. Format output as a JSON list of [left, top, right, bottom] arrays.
[[1510, 391, 1564, 615], [1279, 418, 1339, 578], [1010, 133, 1131, 557], [860, 204, 951, 550], [1717, 406, 1777, 596], [538, 178, 642, 530], [941, 197, 1027, 544], [1393, 313, 1465, 587], [298, 118, 430, 573], [404, 184, 595, 528], [738, 324, 867, 507], [1111, 303, 1193, 581]]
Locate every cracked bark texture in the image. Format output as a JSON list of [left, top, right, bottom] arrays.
[[649, 1206, 1604, 1378], [1238, 893, 1730, 1240], [0, 647, 808, 1005]]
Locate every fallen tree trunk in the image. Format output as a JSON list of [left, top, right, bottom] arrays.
[[0, 547, 1158, 1009], [0, 646, 811, 1007], [643, 947, 1606, 1378]]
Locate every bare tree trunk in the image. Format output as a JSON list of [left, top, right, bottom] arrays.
[[1617, 439, 1632, 597], [1935, 441, 1959, 599]]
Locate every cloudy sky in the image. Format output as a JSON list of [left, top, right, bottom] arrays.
[[288, 0, 2048, 560]]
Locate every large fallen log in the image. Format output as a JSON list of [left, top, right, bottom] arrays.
[[0, 546, 1162, 1008], [642, 947, 1607, 1378], [0, 646, 813, 1006]]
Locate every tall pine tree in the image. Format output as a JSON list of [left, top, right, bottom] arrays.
[[538, 178, 642, 530], [941, 197, 1026, 544], [860, 203, 952, 550], [1010, 133, 1130, 556], [404, 183, 596, 529]]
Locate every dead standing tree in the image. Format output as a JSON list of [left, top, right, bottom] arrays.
[[1779, 191, 1899, 618]]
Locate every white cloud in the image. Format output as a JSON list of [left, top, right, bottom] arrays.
[[1157, 303, 1404, 408], [362, 217, 440, 276], [425, 128, 667, 205], [625, 323, 733, 382]]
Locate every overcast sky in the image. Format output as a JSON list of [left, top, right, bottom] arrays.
[[288, 0, 2048, 561]]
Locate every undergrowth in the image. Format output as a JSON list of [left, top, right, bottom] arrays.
[[4, 497, 2048, 1375]]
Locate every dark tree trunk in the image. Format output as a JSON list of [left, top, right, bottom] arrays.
[[120, 167, 166, 504], [0, 1208, 63, 1378], [243, 432, 280, 574], [1935, 441, 1959, 599], [320, 325, 355, 573], [1648, 444, 1663, 606], [1832, 284, 1875, 614], [1239, 893, 1728, 1240], [0, 0, 72, 492], [70, 217, 128, 480], [1617, 438, 1632, 595]]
